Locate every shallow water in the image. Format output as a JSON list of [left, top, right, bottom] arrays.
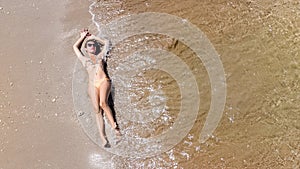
[[75, 0, 300, 168]]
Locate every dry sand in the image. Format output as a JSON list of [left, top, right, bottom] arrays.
[[0, 0, 105, 168]]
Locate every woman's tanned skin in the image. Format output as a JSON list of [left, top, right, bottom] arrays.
[[73, 29, 121, 148]]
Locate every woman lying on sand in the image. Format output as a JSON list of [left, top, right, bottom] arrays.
[[73, 29, 121, 148]]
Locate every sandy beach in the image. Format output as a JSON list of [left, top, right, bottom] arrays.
[[0, 0, 103, 168], [1, 0, 299, 168]]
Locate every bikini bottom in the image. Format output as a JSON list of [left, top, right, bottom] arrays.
[[94, 77, 111, 88]]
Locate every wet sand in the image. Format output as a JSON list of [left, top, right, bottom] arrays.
[[89, 0, 299, 168]]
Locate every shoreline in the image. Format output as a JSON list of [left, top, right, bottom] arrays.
[[1, 0, 299, 168]]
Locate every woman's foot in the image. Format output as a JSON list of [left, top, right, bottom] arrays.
[[114, 125, 122, 145], [102, 140, 111, 148], [114, 123, 122, 137]]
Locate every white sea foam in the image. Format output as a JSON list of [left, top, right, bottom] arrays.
[[88, 1, 101, 33]]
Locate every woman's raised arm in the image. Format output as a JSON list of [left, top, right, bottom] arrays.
[[73, 30, 90, 66]]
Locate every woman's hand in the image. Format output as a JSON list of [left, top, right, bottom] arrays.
[[80, 29, 91, 38]]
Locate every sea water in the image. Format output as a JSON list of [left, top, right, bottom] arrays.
[[74, 0, 300, 168]]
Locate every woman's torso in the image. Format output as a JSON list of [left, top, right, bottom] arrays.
[[85, 59, 109, 85]]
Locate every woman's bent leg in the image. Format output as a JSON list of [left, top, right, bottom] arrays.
[[99, 81, 118, 129], [95, 109, 110, 147], [88, 85, 109, 146]]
